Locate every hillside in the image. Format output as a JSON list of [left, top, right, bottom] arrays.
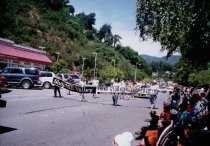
[[0, 0, 152, 81], [141, 55, 181, 65]]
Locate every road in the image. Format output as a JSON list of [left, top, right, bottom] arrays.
[[0, 88, 169, 146]]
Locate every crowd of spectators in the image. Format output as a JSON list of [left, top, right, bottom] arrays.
[[136, 84, 210, 146]]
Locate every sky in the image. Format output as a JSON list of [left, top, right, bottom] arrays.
[[70, 0, 168, 57]]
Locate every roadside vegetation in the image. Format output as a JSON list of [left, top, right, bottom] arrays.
[[136, 0, 210, 86], [0, 0, 209, 86]]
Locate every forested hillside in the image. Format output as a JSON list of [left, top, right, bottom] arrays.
[[0, 0, 152, 81], [141, 55, 180, 65]]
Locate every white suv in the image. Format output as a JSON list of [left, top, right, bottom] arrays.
[[39, 71, 55, 89]]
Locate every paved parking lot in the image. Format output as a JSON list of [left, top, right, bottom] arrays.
[[0, 88, 168, 146]]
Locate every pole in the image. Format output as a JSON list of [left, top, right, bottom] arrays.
[[82, 57, 86, 76], [39, 46, 45, 51], [135, 63, 137, 81], [55, 52, 60, 61], [135, 63, 141, 81], [112, 59, 115, 73], [93, 52, 97, 78]]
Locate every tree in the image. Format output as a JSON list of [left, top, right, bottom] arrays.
[[48, 0, 68, 10], [75, 12, 96, 30], [98, 24, 112, 41], [99, 65, 124, 81], [51, 59, 68, 73], [188, 70, 210, 87], [68, 5, 75, 15], [136, 0, 210, 63], [136, 0, 210, 85], [112, 34, 122, 47], [87, 13, 96, 30]]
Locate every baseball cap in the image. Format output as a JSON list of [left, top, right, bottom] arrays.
[[114, 132, 133, 146]]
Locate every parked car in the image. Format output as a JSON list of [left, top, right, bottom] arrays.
[[39, 71, 55, 89], [0, 74, 6, 87], [68, 74, 81, 84], [0, 67, 41, 89], [60, 73, 69, 82]]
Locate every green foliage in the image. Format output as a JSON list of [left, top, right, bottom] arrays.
[[98, 24, 112, 41], [112, 34, 122, 47], [99, 65, 124, 81], [75, 12, 96, 30], [150, 61, 174, 72], [173, 57, 207, 85], [0, 0, 153, 82], [188, 70, 210, 87], [136, 0, 210, 85], [68, 5, 75, 15], [142, 77, 153, 83], [47, 0, 68, 11], [51, 59, 68, 73]]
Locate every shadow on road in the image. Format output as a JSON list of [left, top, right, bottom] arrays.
[[0, 125, 17, 134]]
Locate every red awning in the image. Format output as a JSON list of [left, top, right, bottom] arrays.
[[0, 44, 52, 65]]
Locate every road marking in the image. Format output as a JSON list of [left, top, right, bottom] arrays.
[[5, 97, 53, 101]]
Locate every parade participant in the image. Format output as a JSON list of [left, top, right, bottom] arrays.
[[54, 73, 62, 97], [91, 77, 99, 99], [79, 78, 86, 102], [149, 83, 159, 109], [112, 92, 119, 106]]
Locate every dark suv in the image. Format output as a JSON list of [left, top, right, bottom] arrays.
[[1, 67, 41, 89]]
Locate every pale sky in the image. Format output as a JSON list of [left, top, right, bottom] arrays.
[[70, 0, 169, 57]]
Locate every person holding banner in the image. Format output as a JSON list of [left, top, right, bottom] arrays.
[[79, 78, 87, 102], [54, 73, 62, 97], [91, 77, 99, 99]]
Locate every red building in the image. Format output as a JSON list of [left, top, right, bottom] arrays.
[[0, 38, 52, 70]]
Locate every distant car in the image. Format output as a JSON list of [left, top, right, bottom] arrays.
[[68, 74, 81, 84], [60, 73, 69, 82], [39, 71, 56, 89], [99, 81, 112, 88], [0, 67, 41, 89]]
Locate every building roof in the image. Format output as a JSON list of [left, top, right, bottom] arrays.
[[0, 44, 52, 65]]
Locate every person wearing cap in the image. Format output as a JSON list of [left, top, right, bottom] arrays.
[[112, 132, 133, 146]]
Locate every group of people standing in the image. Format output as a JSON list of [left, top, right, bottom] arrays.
[[53, 73, 100, 102]]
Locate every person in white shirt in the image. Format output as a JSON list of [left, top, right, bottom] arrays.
[[149, 83, 159, 109], [79, 78, 86, 102], [91, 77, 99, 99]]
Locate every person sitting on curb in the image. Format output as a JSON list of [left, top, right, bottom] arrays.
[[135, 110, 159, 140]]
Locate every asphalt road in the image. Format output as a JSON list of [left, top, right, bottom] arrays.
[[0, 88, 169, 146]]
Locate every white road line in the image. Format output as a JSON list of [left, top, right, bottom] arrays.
[[5, 96, 53, 101]]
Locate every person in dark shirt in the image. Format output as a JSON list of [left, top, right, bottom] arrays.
[[54, 73, 62, 97], [135, 110, 159, 140], [112, 92, 118, 106]]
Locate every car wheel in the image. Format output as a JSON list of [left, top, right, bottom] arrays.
[[43, 82, 51, 89], [21, 80, 32, 89]]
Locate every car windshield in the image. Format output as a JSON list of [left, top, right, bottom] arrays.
[[63, 74, 68, 79], [25, 69, 39, 75], [71, 75, 79, 79]]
